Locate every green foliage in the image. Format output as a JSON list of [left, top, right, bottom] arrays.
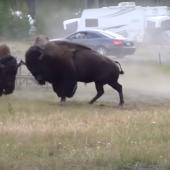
[[35, 0, 82, 37], [0, 0, 170, 38], [0, 0, 11, 36], [0, 0, 30, 39], [7, 13, 30, 39]]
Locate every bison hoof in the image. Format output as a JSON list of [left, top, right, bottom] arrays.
[[89, 101, 94, 104], [119, 101, 124, 106], [60, 97, 66, 103]]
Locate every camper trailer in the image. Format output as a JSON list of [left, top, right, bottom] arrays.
[[77, 2, 145, 42], [63, 18, 80, 34], [144, 6, 170, 43], [63, 2, 170, 43]]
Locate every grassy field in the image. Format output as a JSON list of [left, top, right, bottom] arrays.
[[0, 41, 170, 170], [0, 93, 170, 170]]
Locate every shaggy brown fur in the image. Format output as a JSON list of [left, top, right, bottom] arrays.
[[0, 44, 11, 58], [25, 40, 124, 105], [33, 35, 49, 47]]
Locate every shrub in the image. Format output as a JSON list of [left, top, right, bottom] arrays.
[[0, 1, 30, 39], [7, 12, 30, 39]]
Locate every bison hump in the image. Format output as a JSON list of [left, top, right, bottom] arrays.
[[0, 44, 11, 58], [44, 42, 77, 58]]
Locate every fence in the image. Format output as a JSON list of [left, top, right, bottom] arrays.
[[15, 65, 51, 90]]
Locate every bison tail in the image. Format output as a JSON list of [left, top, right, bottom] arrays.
[[114, 61, 124, 74]]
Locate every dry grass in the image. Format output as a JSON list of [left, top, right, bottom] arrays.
[[0, 41, 170, 169], [0, 94, 169, 170]]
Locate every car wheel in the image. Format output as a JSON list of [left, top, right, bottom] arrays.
[[96, 47, 107, 56]]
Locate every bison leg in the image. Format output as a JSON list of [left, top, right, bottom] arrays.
[[0, 88, 3, 96], [108, 82, 124, 105], [60, 96, 66, 103], [52, 83, 66, 103], [89, 83, 104, 104]]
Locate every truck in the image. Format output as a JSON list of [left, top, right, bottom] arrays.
[[63, 2, 170, 43]]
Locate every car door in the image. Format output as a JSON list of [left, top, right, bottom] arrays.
[[85, 32, 104, 49]]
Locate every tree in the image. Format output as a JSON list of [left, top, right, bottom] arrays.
[[0, 0, 11, 37], [0, 0, 30, 38], [26, 0, 36, 19]]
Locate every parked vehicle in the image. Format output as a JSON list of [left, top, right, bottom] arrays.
[[64, 29, 136, 57], [63, 1, 170, 43]]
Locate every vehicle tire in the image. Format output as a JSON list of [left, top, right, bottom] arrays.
[[96, 46, 107, 56]]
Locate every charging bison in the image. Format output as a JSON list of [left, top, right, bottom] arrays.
[[0, 44, 22, 96], [25, 40, 124, 105]]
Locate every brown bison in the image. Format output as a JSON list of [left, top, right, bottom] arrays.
[[0, 44, 22, 95], [25, 40, 124, 105], [0, 44, 11, 58]]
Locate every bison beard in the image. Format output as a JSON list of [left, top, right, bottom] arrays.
[[25, 41, 124, 105]]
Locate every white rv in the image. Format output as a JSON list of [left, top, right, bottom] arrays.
[[63, 2, 170, 43], [78, 2, 145, 42], [63, 18, 80, 34]]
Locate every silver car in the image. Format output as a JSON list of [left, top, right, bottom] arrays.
[[65, 29, 136, 57]]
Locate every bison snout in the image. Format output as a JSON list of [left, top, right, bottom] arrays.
[[3, 88, 14, 95]]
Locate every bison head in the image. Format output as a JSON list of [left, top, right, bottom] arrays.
[[0, 56, 19, 95], [25, 46, 46, 85]]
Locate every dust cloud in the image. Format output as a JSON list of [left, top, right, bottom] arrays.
[[113, 44, 170, 106]]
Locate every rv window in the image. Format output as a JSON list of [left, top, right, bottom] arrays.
[[85, 19, 98, 27], [65, 22, 78, 34], [161, 20, 170, 30], [146, 21, 156, 30], [152, 9, 158, 15], [132, 19, 140, 23]]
